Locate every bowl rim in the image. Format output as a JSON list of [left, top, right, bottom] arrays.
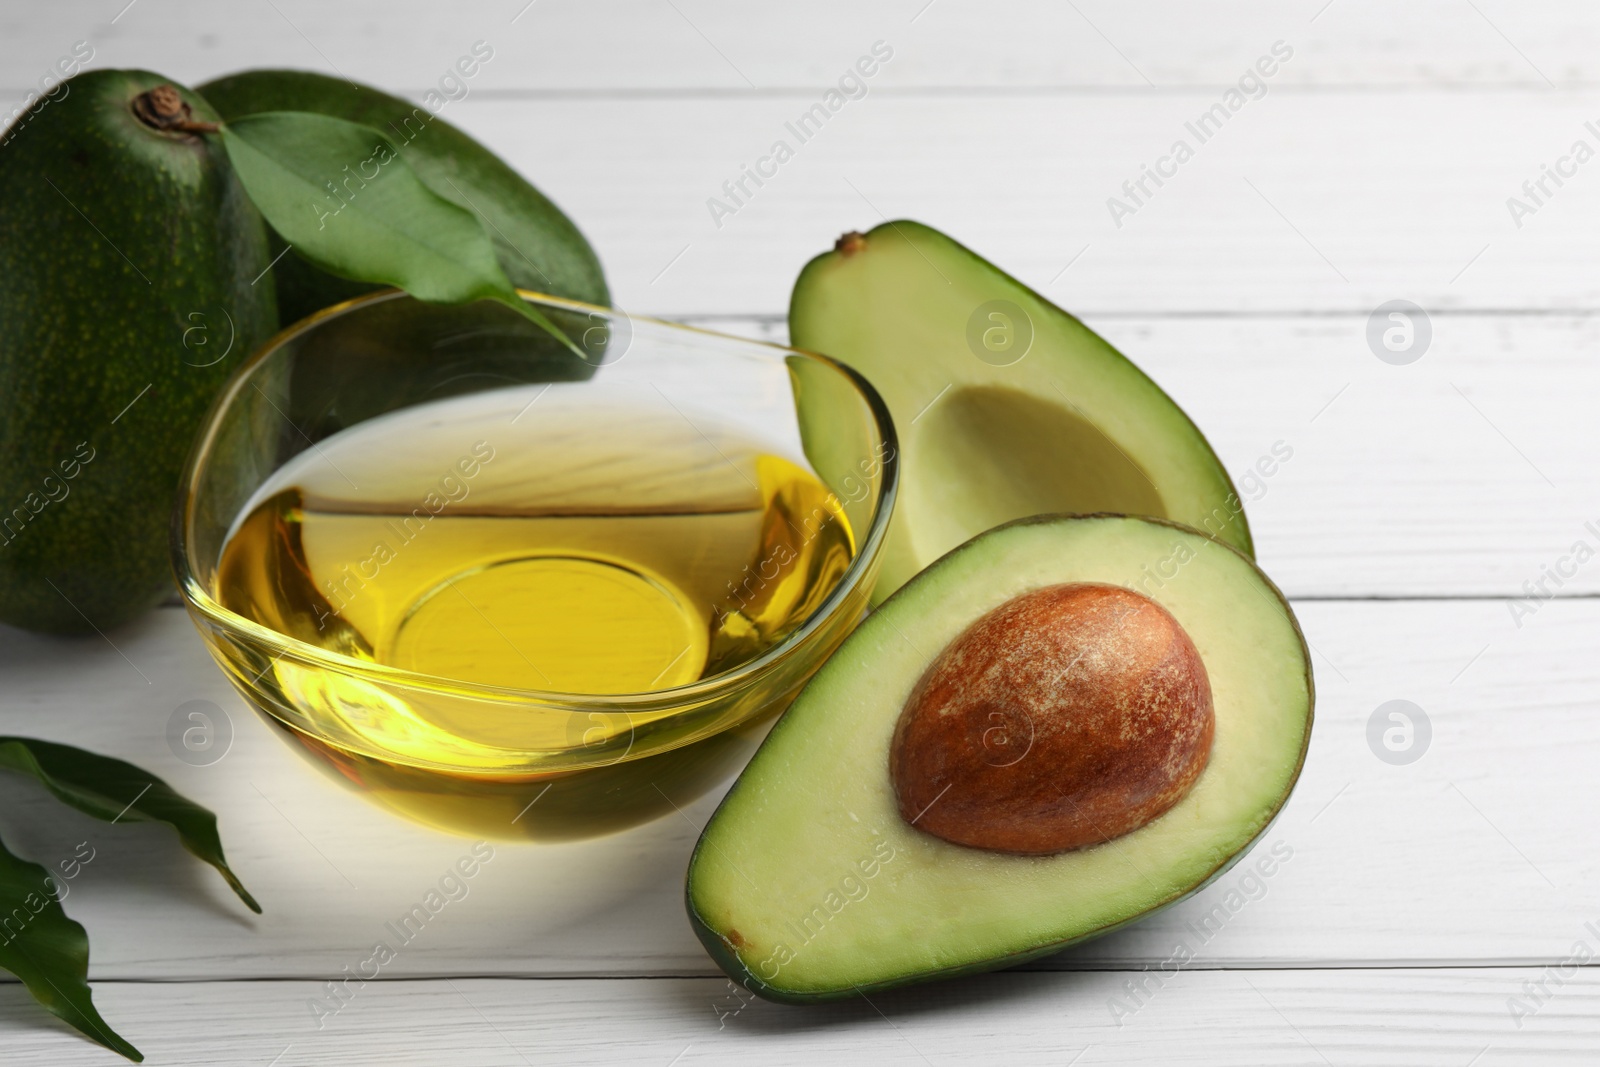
[[172, 286, 899, 710]]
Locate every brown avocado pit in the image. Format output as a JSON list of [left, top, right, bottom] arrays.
[[889, 582, 1214, 854]]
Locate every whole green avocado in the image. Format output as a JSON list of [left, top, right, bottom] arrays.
[[0, 70, 277, 634], [197, 68, 610, 323]]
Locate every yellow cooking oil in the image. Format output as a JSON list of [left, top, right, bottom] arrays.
[[212, 384, 854, 830]]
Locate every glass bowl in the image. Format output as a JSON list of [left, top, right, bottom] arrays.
[[173, 290, 897, 841]]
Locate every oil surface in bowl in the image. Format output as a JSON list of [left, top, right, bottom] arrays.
[[215, 385, 855, 707]]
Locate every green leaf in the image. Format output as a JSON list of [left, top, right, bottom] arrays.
[[0, 832, 141, 1061], [218, 111, 581, 354], [0, 739, 259, 914]]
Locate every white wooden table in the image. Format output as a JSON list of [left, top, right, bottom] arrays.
[[5, 2, 1600, 1062]]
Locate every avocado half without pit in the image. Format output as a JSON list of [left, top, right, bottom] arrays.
[[686, 515, 1312, 1001], [789, 220, 1252, 602]]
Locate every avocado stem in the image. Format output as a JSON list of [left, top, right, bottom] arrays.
[[132, 85, 219, 135]]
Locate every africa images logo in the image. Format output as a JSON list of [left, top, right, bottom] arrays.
[[1106, 41, 1294, 228]]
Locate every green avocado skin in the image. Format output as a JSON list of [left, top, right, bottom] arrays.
[[0, 70, 277, 634], [197, 69, 610, 324], [686, 806, 1284, 1004]]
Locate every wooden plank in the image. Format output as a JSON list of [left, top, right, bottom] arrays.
[[0, 597, 1594, 979], [5, 970, 1595, 1065], [688, 312, 1600, 600], [5, 0, 1599, 93], [431, 91, 1600, 317], [10, 52, 1600, 316]]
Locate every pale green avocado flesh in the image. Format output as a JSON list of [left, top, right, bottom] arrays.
[[686, 515, 1312, 1001], [789, 221, 1251, 602]]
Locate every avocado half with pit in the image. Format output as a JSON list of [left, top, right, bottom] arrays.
[[789, 221, 1250, 602], [686, 514, 1312, 1001]]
